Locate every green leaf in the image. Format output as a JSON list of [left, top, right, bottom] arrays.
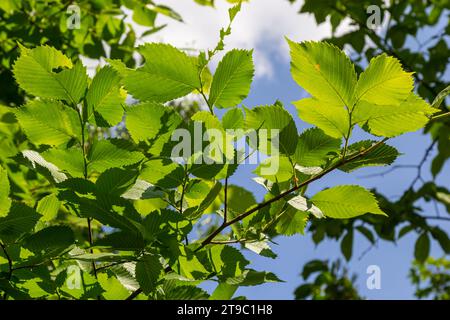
[[140, 159, 184, 189], [136, 254, 163, 294], [294, 97, 349, 138], [95, 231, 145, 251], [54, 61, 89, 105], [226, 269, 282, 286], [209, 49, 254, 108], [310, 185, 386, 219], [245, 104, 298, 155], [301, 260, 328, 279], [163, 285, 209, 300], [15, 100, 81, 147], [86, 66, 125, 126], [339, 140, 400, 172], [354, 53, 413, 106], [353, 94, 438, 137], [22, 150, 68, 183], [98, 273, 130, 300], [13, 45, 88, 104], [341, 230, 353, 261], [294, 127, 341, 166], [117, 43, 200, 102], [222, 107, 244, 130], [0, 203, 41, 243], [431, 84, 450, 109], [254, 156, 294, 183], [36, 194, 61, 222], [430, 227, 450, 254], [87, 140, 144, 175], [23, 226, 74, 257], [0, 166, 11, 217], [194, 110, 237, 157], [209, 282, 239, 300], [151, 5, 183, 22], [356, 225, 375, 244], [184, 181, 222, 219], [209, 245, 249, 278], [287, 195, 324, 218], [288, 40, 357, 106], [132, 5, 156, 26], [415, 232, 430, 263], [96, 168, 138, 197]]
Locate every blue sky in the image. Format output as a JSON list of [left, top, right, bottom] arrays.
[[146, 1, 450, 299]]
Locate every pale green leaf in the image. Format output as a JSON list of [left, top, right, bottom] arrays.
[[15, 100, 81, 147], [222, 107, 244, 130], [139, 159, 184, 189], [42, 148, 85, 178], [353, 94, 438, 137], [0, 203, 41, 243], [23, 226, 74, 256], [0, 166, 11, 217], [117, 43, 200, 102], [354, 53, 413, 105], [210, 283, 238, 300], [294, 127, 341, 167], [311, 185, 386, 219]]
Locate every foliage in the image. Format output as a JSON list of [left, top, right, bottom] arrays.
[[0, 1, 448, 300]]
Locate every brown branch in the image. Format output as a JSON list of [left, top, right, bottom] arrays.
[[196, 138, 389, 251]]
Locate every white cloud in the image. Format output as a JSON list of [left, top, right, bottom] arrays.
[[132, 0, 352, 79]]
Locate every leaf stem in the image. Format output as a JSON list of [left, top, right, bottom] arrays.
[[430, 111, 450, 121]]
